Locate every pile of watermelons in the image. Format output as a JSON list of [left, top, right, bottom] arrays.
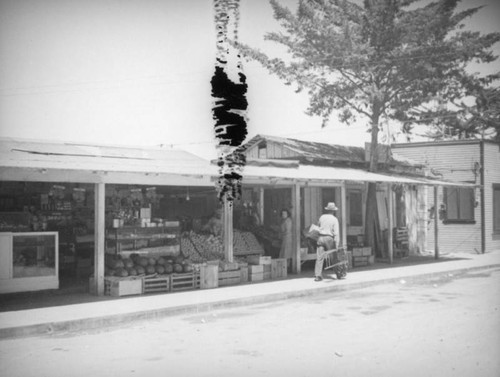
[[105, 253, 193, 277]]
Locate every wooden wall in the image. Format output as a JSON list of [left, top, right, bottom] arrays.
[[394, 143, 482, 254], [483, 143, 500, 251]]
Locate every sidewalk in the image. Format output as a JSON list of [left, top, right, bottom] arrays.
[[1, 251, 499, 340]]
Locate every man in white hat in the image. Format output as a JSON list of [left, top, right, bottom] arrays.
[[314, 202, 339, 281]]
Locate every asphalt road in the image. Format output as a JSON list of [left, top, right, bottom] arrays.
[[1, 267, 499, 377]]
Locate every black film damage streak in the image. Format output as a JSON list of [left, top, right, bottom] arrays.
[[211, 0, 247, 203]]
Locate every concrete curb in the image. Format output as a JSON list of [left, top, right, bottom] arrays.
[[1, 261, 499, 340]]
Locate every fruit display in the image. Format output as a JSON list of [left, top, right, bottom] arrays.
[[182, 230, 264, 261], [188, 231, 225, 261], [236, 230, 265, 255], [104, 253, 194, 277], [180, 235, 204, 263], [233, 230, 247, 254]]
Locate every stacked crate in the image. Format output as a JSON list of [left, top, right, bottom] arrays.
[[248, 265, 264, 282], [351, 247, 374, 267], [247, 255, 271, 281], [271, 258, 287, 279]]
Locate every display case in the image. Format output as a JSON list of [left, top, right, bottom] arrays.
[[0, 232, 59, 293], [106, 223, 180, 256]]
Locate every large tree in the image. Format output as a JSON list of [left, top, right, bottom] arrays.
[[233, 0, 500, 253], [423, 86, 500, 141]]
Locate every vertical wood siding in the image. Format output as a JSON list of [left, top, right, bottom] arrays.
[[394, 143, 482, 254], [483, 143, 500, 251]]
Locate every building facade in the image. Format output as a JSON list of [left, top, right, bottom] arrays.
[[393, 140, 500, 254]]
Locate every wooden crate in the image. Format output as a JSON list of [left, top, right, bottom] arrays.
[[353, 256, 369, 267], [143, 276, 170, 294], [218, 270, 241, 287], [263, 271, 271, 280], [104, 277, 143, 297], [249, 272, 264, 282], [200, 265, 219, 289], [171, 272, 200, 292], [271, 258, 287, 279], [248, 265, 264, 274], [247, 255, 272, 265], [240, 266, 248, 283], [220, 261, 239, 272]]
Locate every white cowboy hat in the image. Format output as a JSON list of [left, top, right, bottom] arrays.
[[324, 202, 338, 211]]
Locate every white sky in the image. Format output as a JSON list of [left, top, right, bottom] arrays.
[[0, 0, 499, 159]]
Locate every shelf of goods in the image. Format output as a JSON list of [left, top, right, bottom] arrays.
[[0, 231, 59, 293], [106, 223, 180, 257]]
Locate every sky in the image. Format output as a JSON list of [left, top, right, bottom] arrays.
[[0, 0, 499, 160]]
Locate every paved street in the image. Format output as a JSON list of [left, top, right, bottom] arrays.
[[1, 267, 499, 377]]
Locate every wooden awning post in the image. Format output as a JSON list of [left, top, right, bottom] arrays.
[[434, 185, 439, 259], [223, 194, 234, 263], [292, 182, 301, 274], [340, 183, 347, 248], [388, 184, 394, 264], [93, 182, 105, 296]]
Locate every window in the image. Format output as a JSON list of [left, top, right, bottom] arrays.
[[443, 187, 475, 223], [348, 190, 363, 226], [494, 184, 500, 234]]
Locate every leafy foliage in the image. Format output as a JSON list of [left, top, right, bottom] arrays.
[[233, 0, 500, 163], [423, 86, 500, 141]]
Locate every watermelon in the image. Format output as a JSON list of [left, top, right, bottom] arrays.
[[135, 266, 146, 275], [123, 258, 134, 269], [130, 253, 140, 263], [115, 268, 128, 277], [173, 264, 183, 273], [145, 265, 156, 275], [183, 264, 193, 273], [164, 264, 174, 274], [174, 255, 184, 264], [157, 257, 166, 266], [148, 257, 157, 266], [155, 265, 165, 274], [138, 257, 149, 267]]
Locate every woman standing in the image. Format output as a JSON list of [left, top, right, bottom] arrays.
[[279, 209, 293, 268]]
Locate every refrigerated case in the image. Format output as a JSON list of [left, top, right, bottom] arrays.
[[0, 232, 59, 293]]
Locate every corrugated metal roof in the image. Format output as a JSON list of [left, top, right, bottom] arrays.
[[0, 138, 475, 187], [245, 134, 366, 162], [0, 138, 216, 177]]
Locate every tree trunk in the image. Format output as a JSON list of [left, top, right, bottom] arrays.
[[365, 109, 382, 256]]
